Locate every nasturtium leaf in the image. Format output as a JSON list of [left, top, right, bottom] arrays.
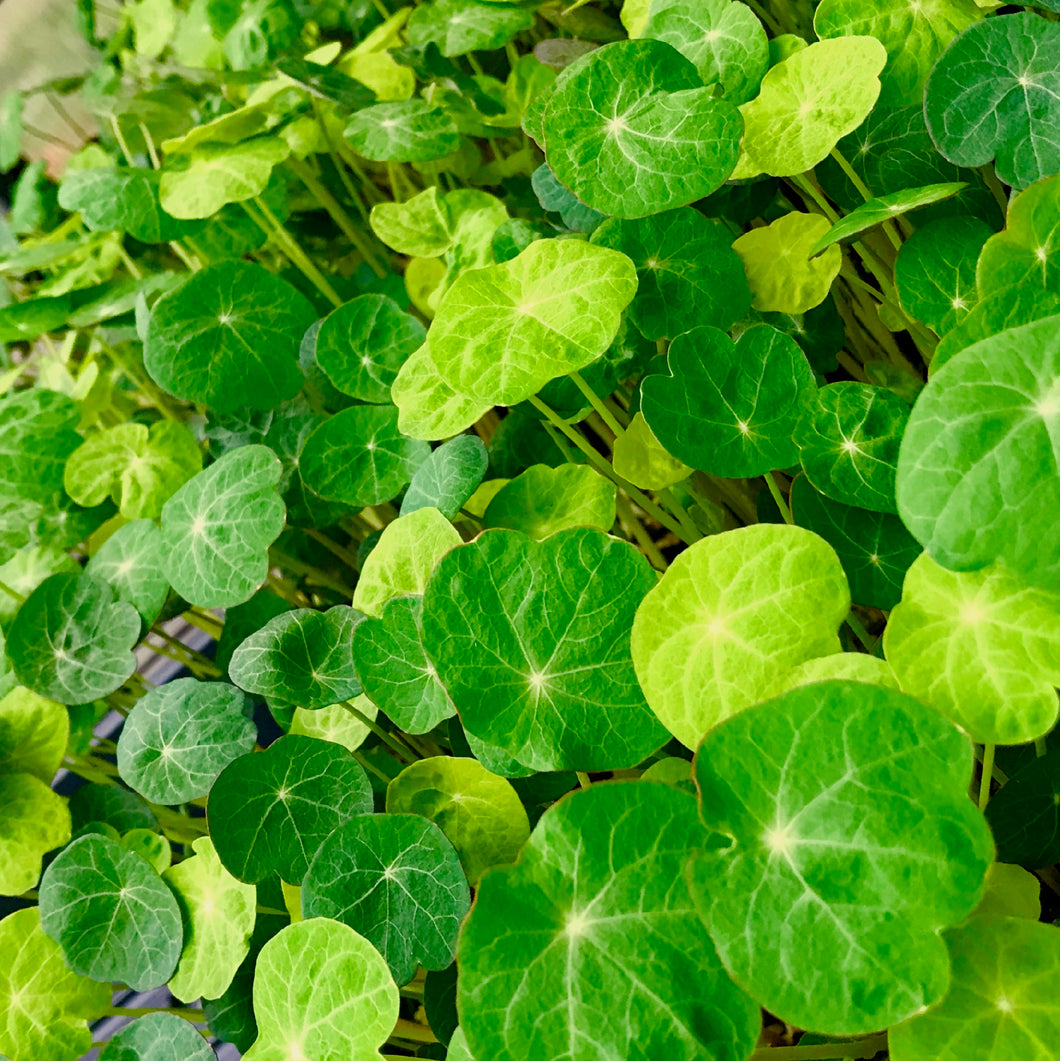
[[0, 685, 68, 782], [69, 783, 157, 836], [370, 185, 452, 257], [300, 404, 429, 507], [7, 571, 139, 704], [483, 464, 616, 538], [39, 832, 184, 990], [423, 527, 667, 771], [160, 445, 285, 610], [58, 167, 201, 243], [315, 295, 426, 404], [352, 596, 457, 734], [924, 13, 1060, 190], [428, 238, 637, 406], [810, 182, 967, 255], [290, 696, 378, 752], [531, 163, 606, 233], [386, 756, 530, 885], [400, 434, 488, 519], [690, 680, 994, 1034], [209, 734, 373, 884], [637, 0, 768, 104], [590, 208, 752, 340], [121, 829, 171, 875], [229, 606, 364, 709], [0, 907, 111, 1061], [733, 212, 842, 314], [352, 506, 462, 618], [0, 544, 80, 627], [64, 421, 202, 520], [613, 411, 693, 490], [984, 746, 1060, 867], [117, 677, 256, 804], [641, 324, 815, 478], [731, 37, 886, 179], [796, 382, 909, 514], [542, 39, 742, 218], [889, 916, 1060, 1061], [302, 813, 470, 984], [242, 918, 399, 1061], [85, 519, 170, 625], [814, 0, 981, 108], [895, 217, 991, 335], [460, 780, 760, 1061], [631, 524, 850, 748], [0, 295, 74, 343], [163, 836, 257, 1002], [974, 862, 1041, 921], [98, 1012, 215, 1061], [790, 475, 920, 610], [145, 261, 317, 413], [345, 100, 462, 162], [883, 553, 1060, 745], [0, 773, 71, 894], [896, 316, 1060, 590], [408, 0, 534, 56], [768, 652, 901, 698]]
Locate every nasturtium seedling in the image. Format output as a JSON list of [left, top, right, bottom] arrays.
[[208, 734, 373, 884], [689, 680, 994, 1034], [483, 464, 617, 538], [98, 1012, 216, 1061], [459, 780, 760, 1061], [423, 527, 668, 771], [400, 433, 488, 519], [345, 100, 462, 162], [0, 772, 71, 895], [39, 832, 184, 990]]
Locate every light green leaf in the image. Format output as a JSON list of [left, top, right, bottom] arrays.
[[408, 0, 535, 56], [85, 519, 171, 625], [160, 445, 286, 610], [422, 527, 667, 771], [302, 813, 470, 983], [0, 546, 79, 627], [0, 685, 68, 782], [290, 696, 377, 752], [99, 1012, 214, 1061], [0, 295, 74, 343], [483, 464, 616, 538], [400, 434, 488, 519], [459, 780, 760, 1061], [120, 829, 172, 875], [145, 261, 317, 413], [732, 37, 887, 179], [974, 862, 1041, 921], [242, 918, 398, 1061], [0, 907, 111, 1061], [882, 553, 1060, 744], [0, 90, 23, 174], [164, 836, 257, 1002], [732, 212, 842, 314], [0, 773, 71, 895], [612, 411, 693, 491], [386, 756, 530, 885], [768, 651, 900, 698], [352, 507, 461, 618], [543, 39, 742, 218], [39, 832, 184, 990], [690, 680, 994, 1034], [630, 524, 850, 748], [345, 101, 462, 163], [392, 341, 492, 441], [370, 185, 452, 257], [117, 677, 256, 804]]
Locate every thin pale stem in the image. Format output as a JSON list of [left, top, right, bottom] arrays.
[[979, 744, 996, 811], [764, 473, 793, 525], [343, 700, 417, 764], [570, 370, 624, 436]]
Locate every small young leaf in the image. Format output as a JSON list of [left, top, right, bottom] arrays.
[[612, 411, 693, 490], [400, 434, 488, 519], [370, 185, 452, 257], [345, 100, 462, 162], [290, 696, 378, 752], [483, 464, 617, 538], [98, 1012, 215, 1061]]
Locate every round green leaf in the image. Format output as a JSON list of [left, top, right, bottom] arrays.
[[0, 773, 71, 895], [896, 316, 1060, 590], [612, 410, 693, 490], [39, 832, 184, 991], [242, 918, 399, 1061], [925, 13, 1060, 190], [0, 543, 78, 628], [542, 40, 742, 218], [0, 294, 73, 343], [117, 677, 257, 804], [7, 571, 140, 704], [641, 324, 816, 478], [883, 553, 1060, 744], [767, 651, 900, 698], [690, 680, 994, 1034], [345, 100, 462, 163], [0, 907, 111, 1061], [427, 238, 637, 406], [984, 745, 1060, 868], [160, 445, 286, 610], [483, 464, 617, 538], [302, 813, 470, 984], [974, 862, 1041, 922], [631, 524, 850, 748], [229, 606, 364, 709], [889, 916, 1060, 1061], [290, 696, 378, 752], [208, 734, 373, 884], [796, 381, 909, 514], [408, 0, 534, 56], [370, 185, 452, 258], [459, 781, 760, 1061], [590, 207, 752, 340], [99, 1012, 215, 1061], [69, 782, 157, 835], [400, 434, 488, 519], [145, 261, 317, 413], [120, 829, 171, 875], [315, 295, 426, 404], [0, 684, 68, 782], [423, 527, 668, 771], [392, 340, 492, 442], [85, 518, 171, 625], [386, 756, 530, 885]]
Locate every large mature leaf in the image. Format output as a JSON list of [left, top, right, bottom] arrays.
[[117, 677, 257, 804], [39, 833, 184, 991], [460, 781, 760, 1061], [160, 445, 286, 609], [400, 434, 488, 519], [84, 519, 171, 625], [0, 773, 71, 895], [98, 1012, 215, 1061], [422, 527, 668, 771], [689, 680, 994, 1034], [145, 261, 317, 413], [345, 100, 462, 162], [208, 734, 373, 884], [631, 524, 849, 748], [483, 464, 617, 538], [392, 340, 492, 441]]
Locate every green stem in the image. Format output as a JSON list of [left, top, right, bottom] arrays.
[[764, 473, 793, 525], [658, 488, 703, 543], [788, 173, 839, 224], [576, 771, 592, 788], [256, 905, 290, 918], [845, 612, 877, 654], [304, 528, 361, 570], [109, 115, 136, 165], [138, 121, 161, 169], [269, 547, 356, 598], [749, 1035, 888, 1061], [168, 240, 201, 271], [979, 744, 996, 811], [116, 242, 143, 281], [342, 701, 417, 764], [616, 492, 668, 571], [390, 1018, 437, 1044], [570, 371, 624, 435], [95, 337, 181, 421], [829, 147, 874, 201], [353, 749, 396, 785]]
